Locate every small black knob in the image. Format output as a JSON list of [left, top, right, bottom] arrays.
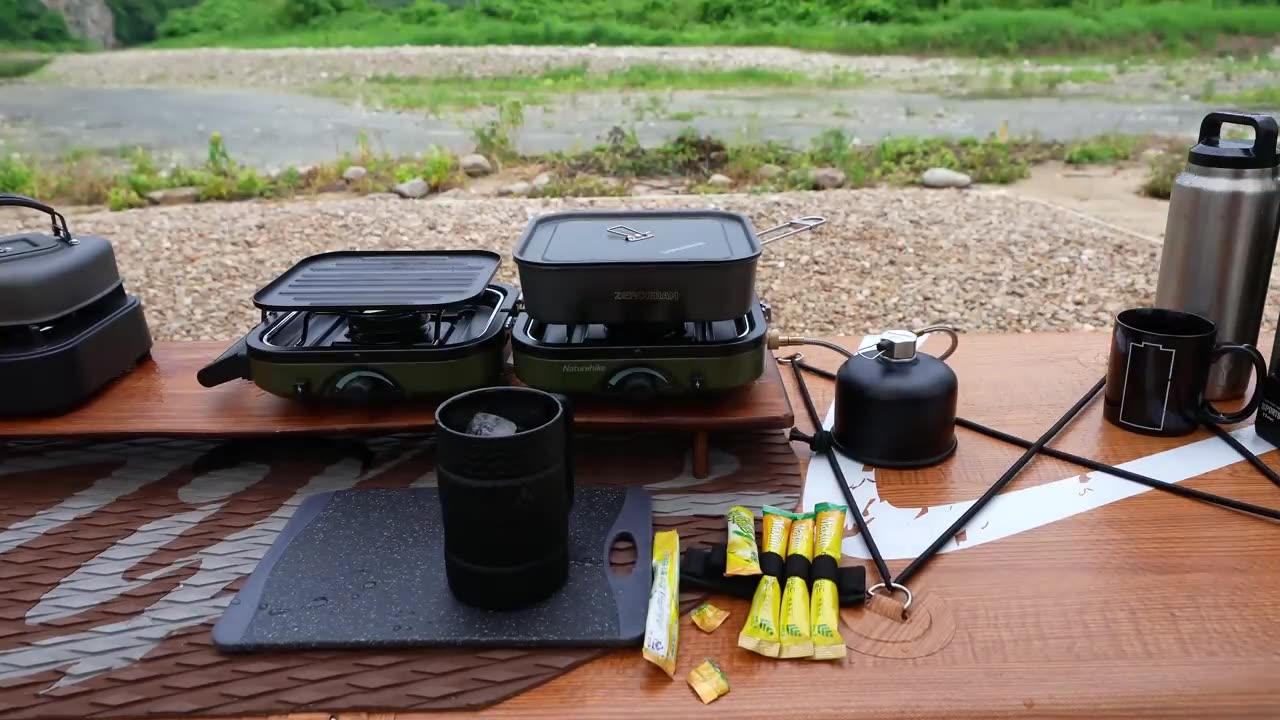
[[618, 373, 657, 401], [334, 373, 399, 403]]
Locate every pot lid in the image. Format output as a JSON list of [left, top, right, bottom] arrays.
[[253, 250, 501, 312], [514, 210, 761, 265]]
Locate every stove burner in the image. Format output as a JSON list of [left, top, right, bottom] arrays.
[[603, 323, 689, 344], [344, 310, 429, 345]]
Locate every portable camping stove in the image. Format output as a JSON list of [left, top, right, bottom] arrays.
[[198, 251, 517, 403], [510, 299, 769, 400]]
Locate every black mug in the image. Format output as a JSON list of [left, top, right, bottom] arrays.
[[435, 387, 574, 610], [1104, 308, 1266, 437]]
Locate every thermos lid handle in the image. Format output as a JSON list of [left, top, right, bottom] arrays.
[[1191, 111, 1279, 170]]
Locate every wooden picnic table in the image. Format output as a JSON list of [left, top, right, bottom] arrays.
[[3, 333, 1278, 719], [337, 332, 1276, 719]]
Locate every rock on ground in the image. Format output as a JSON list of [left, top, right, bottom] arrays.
[[393, 178, 431, 198], [342, 165, 368, 182], [707, 173, 733, 189], [0, 189, 1219, 344], [499, 181, 532, 197], [531, 172, 555, 194], [461, 154, 494, 177], [811, 167, 846, 190], [145, 187, 200, 206], [922, 168, 972, 189]]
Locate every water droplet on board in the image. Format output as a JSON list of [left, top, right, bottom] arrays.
[[363, 581, 377, 588], [268, 608, 290, 617], [394, 624, 402, 631], [312, 596, 328, 606], [258, 602, 269, 610], [230, 598, 241, 606]]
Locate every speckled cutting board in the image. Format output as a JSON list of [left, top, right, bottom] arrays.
[[213, 485, 652, 650]]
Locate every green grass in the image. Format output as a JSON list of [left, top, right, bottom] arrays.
[[0, 54, 49, 78], [1205, 86, 1280, 110], [152, 1, 1280, 58], [1064, 133, 1142, 164], [1142, 152, 1183, 199], [953, 67, 1114, 97], [319, 65, 867, 114]]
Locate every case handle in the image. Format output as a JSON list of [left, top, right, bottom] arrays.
[[1197, 111, 1279, 166], [0, 193, 75, 245]]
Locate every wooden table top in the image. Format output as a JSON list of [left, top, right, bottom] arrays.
[[306, 331, 1276, 720], [0, 343, 793, 438]]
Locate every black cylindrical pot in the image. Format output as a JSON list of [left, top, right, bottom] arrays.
[[832, 350, 958, 468], [435, 387, 574, 610]]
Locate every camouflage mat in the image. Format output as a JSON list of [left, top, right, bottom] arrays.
[[0, 430, 800, 718]]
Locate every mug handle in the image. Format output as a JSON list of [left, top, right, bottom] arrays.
[[1201, 344, 1267, 424]]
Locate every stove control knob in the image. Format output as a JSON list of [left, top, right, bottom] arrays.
[[607, 368, 669, 401], [332, 371, 400, 404]]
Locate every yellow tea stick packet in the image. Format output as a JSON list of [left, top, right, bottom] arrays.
[[687, 659, 730, 704], [690, 603, 730, 633], [778, 511, 815, 659], [725, 505, 762, 576], [737, 505, 795, 658], [643, 530, 680, 677], [810, 502, 848, 660]]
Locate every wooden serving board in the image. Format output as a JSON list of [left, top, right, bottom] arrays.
[[0, 342, 794, 439]]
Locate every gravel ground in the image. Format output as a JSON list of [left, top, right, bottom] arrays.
[[38, 46, 974, 87], [3, 188, 1180, 343]]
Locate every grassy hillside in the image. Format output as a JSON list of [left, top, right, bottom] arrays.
[[151, 0, 1280, 56]]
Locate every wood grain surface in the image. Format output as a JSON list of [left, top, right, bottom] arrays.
[[0, 343, 793, 438], [130, 333, 1280, 718]]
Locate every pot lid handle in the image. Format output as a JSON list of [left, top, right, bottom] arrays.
[[757, 215, 827, 246]]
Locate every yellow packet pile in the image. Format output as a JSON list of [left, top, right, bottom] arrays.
[[687, 659, 730, 704], [737, 506, 795, 658], [725, 505, 762, 576], [690, 603, 730, 633], [643, 530, 680, 677], [810, 502, 848, 660], [778, 511, 815, 659]]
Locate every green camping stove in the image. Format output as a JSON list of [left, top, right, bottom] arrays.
[[198, 251, 517, 403], [510, 300, 769, 401]]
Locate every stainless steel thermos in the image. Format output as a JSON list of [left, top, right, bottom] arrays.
[[1154, 111, 1280, 400]]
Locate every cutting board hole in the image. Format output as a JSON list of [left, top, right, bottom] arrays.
[[609, 532, 637, 575]]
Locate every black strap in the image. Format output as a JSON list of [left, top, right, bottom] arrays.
[[1209, 423, 1280, 490], [811, 554, 838, 582], [680, 543, 866, 607], [783, 554, 811, 582], [759, 551, 784, 578]]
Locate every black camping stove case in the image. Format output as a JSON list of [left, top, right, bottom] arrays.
[[0, 194, 152, 417], [1254, 334, 1280, 445]]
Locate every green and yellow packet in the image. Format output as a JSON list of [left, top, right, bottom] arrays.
[[687, 658, 730, 704], [643, 530, 680, 677], [737, 505, 796, 658], [779, 511, 815, 659], [724, 505, 762, 576], [810, 502, 848, 660], [690, 602, 730, 633]]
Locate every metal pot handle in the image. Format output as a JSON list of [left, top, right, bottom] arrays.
[[0, 193, 75, 244], [758, 216, 826, 246]]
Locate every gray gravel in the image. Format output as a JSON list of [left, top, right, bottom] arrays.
[[3, 189, 1178, 342], [39, 46, 973, 87]]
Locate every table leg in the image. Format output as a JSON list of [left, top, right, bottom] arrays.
[[693, 431, 710, 479]]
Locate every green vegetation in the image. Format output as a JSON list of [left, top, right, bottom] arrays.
[[1064, 133, 1141, 164], [0, 54, 50, 78], [322, 65, 866, 114], [1, 120, 1177, 209], [1205, 85, 1280, 109], [152, 1, 1280, 57], [107, 0, 202, 45], [954, 67, 1113, 98], [0, 0, 74, 45], [0, 132, 465, 209], [1142, 152, 1183, 199]]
